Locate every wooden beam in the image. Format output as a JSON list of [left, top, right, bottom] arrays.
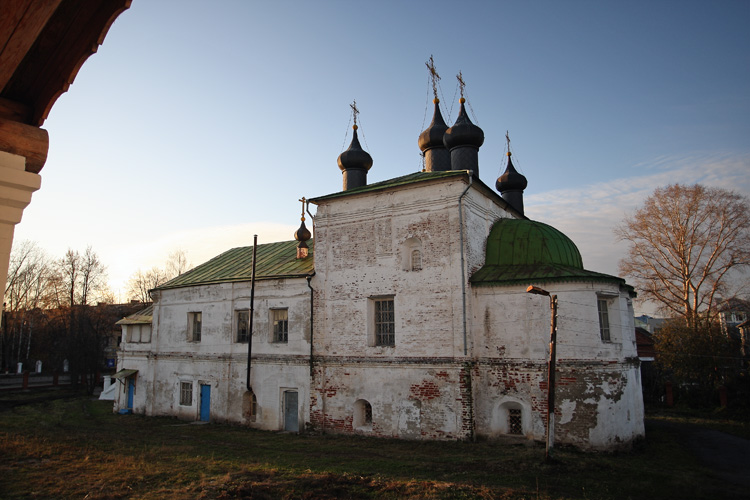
[[0, 0, 64, 90], [0, 97, 32, 123], [0, 116, 49, 173]]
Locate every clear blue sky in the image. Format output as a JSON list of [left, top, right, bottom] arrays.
[[14, 1, 750, 312]]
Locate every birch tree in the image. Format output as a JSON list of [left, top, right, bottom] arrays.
[[616, 184, 750, 329], [2, 241, 52, 372]]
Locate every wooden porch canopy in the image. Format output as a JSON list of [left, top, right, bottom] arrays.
[[0, 0, 132, 172]]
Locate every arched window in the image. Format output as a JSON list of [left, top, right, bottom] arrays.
[[508, 408, 522, 435], [402, 237, 423, 271], [354, 399, 373, 429], [491, 400, 527, 437], [411, 249, 422, 271]]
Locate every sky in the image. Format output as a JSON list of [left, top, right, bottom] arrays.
[[13, 1, 750, 314]]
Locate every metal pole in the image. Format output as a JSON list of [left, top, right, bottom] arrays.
[[546, 294, 558, 462], [246, 235, 257, 392]]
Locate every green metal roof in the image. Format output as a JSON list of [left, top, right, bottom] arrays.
[[156, 240, 314, 291], [484, 219, 583, 268], [310, 170, 468, 202], [471, 219, 627, 288], [470, 263, 626, 287]]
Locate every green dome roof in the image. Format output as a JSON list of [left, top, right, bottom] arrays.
[[484, 218, 583, 268], [469, 218, 628, 287]]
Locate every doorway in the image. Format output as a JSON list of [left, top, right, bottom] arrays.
[[127, 378, 135, 410], [283, 390, 298, 431], [200, 384, 211, 422]]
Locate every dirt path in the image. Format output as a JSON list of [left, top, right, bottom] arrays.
[[647, 418, 750, 488]]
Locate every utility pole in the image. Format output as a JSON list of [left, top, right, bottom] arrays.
[[526, 285, 558, 462]]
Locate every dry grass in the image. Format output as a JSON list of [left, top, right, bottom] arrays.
[[0, 390, 745, 499]]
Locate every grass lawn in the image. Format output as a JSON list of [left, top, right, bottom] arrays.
[[0, 389, 745, 499]]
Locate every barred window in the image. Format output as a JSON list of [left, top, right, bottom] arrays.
[[411, 249, 422, 271], [236, 310, 249, 343], [180, 381, 193, 406], [272, 309, 288, 343], [597, 299, 610, 342], [374, 298, 395, 346], [508, 408, 522, 435]]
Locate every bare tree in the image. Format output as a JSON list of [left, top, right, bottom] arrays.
[[5, 240, 53, 311], [616, 184, 750, 328], [2, 241, 53, 372], [126, 267, 169, 303], [50, 246, 110, 307], [166, 249, 191, 278], [125, 249, 191, 302]]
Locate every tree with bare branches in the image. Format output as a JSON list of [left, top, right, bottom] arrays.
[[126, 267, 169, 303], [125, 249, 192, 302], [616, 184, 750, 329], [2, 241, 53, 372]]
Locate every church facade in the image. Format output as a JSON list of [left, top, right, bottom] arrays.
[[115, 95, 644, 451]]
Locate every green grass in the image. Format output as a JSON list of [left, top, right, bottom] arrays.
[[0, 392, 746, 499]]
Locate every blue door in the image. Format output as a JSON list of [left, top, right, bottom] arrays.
[[127, 379, 135, 409], [200, 384, 211, 422]]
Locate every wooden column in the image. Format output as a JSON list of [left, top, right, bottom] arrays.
[[0, 119, 45, 317]]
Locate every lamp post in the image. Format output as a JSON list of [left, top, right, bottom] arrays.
[[526, 285, 558, 462]]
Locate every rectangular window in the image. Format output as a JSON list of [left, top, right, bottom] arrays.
[[272, 309, 288, 343], [180, 381, 193, 406], [189, 312, 202, 342], [127, 325, 152, 343], [236, 310, 249, 343], [374, 298, 395, 346], [597, 299, 610, 342]]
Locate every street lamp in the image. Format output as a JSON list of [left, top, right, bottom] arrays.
[[526, 285, 558, 462]]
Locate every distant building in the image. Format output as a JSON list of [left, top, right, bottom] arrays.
[[634, 315, 667, 334], [716, 298, 750, 341], [115, 93, 644, 450]]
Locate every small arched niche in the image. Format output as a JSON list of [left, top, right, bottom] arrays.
[[353, 399, 373, 430], [491, 399, 528, 436], [402, 237, 423, 271]]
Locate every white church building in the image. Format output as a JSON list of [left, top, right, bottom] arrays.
[[114, 92, 644, 451]]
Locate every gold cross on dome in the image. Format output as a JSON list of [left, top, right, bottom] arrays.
[[299, 197, 306, 221], [425, 55, 441, 99], [350, 100, 359, 127], [457, 71, 466, 99]]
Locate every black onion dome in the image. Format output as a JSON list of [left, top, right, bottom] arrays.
[[443, 98, 484, 150], [295, 219, 311, 242], [337, 126, 373, 172], [418, 99, 449, 152], [496, 153, 528, 192]]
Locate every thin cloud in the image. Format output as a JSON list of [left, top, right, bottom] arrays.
[[525, 152, 749, 314]]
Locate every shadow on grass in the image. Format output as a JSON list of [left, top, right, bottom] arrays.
[[0, 396, 746, 499]]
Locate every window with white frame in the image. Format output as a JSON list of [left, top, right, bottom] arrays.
[[179, 381, 193, 406], [188, 312, 202, 342], [236, 310, 250, 343], [597, 298, 611, 342], [374, 297, 395, 346], [272, 309, 288, 343], [127, 325, 152, 343]]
